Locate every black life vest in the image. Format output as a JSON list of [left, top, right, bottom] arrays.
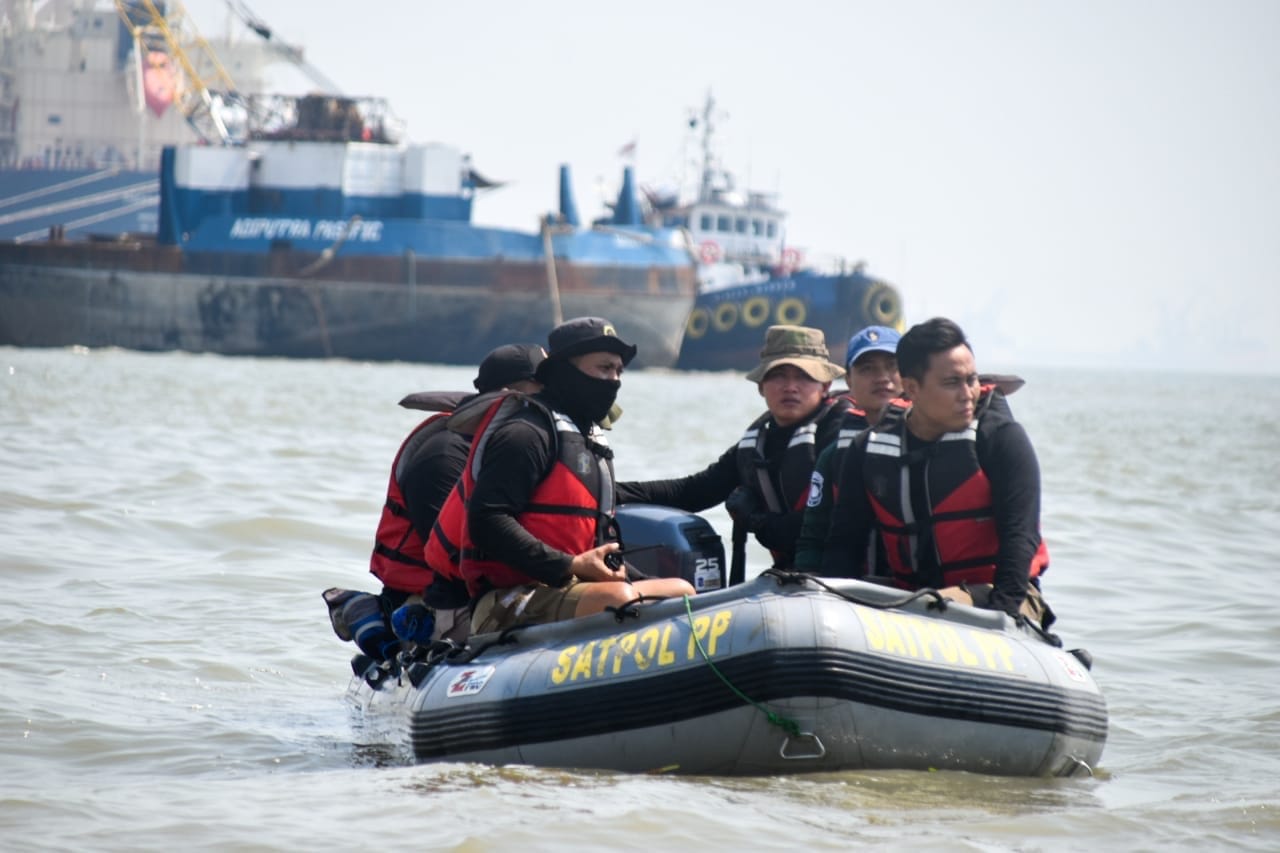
[[734, 396, 851, 565]]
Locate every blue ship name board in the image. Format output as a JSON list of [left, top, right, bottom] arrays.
[[228, 217, 386, 243]]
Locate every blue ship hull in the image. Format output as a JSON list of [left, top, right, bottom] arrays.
[[676, 268, 904, 372], [0, 139, 699, 368]]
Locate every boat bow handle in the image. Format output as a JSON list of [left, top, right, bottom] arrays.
[[779, 731, 826, 760]]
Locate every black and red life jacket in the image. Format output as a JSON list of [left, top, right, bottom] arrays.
[[456, 395, 615, 595], [368, 412, 451, 595], [862, 386, 1049, 588]]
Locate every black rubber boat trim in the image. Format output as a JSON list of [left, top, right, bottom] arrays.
[[408, 646, 1108, 759]]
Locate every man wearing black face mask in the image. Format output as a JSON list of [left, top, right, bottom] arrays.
[[461, 317, 695, 634]]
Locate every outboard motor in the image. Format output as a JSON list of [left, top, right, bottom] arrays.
[[613, 504, 725, 592]]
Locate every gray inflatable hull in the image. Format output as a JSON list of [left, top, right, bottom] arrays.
[[346, 574, 1107, 777]]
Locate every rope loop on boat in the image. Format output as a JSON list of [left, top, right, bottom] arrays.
[[682, 595, 802, 738], [604, 594, 654, 622]]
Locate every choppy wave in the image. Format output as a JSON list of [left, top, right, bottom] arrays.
[[2, 348, 1278, 851]]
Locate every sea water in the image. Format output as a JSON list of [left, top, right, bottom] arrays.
[[2, 346, 1277, 851]]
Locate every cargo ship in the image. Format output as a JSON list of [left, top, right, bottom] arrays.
[[0, 2, 696, 366]]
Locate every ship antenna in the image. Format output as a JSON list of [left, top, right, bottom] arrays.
[[698, 92, 716, 202]]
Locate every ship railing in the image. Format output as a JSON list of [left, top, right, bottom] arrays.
[[1, 180, 160, 244], [0, 171, 150, 213], [11, 193, 159, 244], [242, 94, 404, 144]]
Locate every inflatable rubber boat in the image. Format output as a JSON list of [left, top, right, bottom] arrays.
[[341, 507, 1107, 777]]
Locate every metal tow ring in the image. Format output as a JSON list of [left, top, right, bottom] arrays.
[[780, 731, 826, 760]]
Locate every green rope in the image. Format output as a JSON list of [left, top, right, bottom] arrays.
[[682, 595, 802, 738]]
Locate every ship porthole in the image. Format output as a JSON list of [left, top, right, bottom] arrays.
[[742, 296, 770, 327], [712, 301, 739, 332], [686, 307, 710, 339], [862, 282, 901, 326], [776, 297, 806, 326]]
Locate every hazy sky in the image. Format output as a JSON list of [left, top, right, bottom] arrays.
[[190, 0, 1279, 375]]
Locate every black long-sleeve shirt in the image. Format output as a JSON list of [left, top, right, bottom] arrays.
[[618, 419, 814, 563], [819, 413, 1043, 616], [466, 404, 589, 587], [398, 427, 470, 545]]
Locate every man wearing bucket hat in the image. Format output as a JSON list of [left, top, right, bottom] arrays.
[[459, 317, 695, 634], [618, 324, 853, 578], [324, 343, 547, 664], [793, 325, 905, 572]]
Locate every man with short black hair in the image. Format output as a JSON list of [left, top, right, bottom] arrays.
[[819, 317, 1053, 626]]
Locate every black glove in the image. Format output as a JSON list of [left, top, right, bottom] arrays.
[[725, 486, 767, 533]]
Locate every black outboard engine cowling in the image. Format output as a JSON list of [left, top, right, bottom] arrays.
[[613, 504, 725, 592]]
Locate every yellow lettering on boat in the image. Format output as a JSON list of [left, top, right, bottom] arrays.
[[903, 619, 935, 661], [856, 608, 1002, 671], [861, 610, 886, 651], [635, 627, 660, 670], [657, 624, 677, 666], [546, 610, 734, 687], [969, 631, 1015, 671], [595, 635, 619, 677], [926, 622, 960, 664], [881, 616, 909, 656], [687, 614, 710, 658], [707, 610, 732, 656], [892, 612, 921, 656], [615, 632, 638, 674], [570, 641, 595, 681], [551, 644, 578, 685]]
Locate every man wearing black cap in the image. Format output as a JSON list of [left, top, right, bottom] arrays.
[[461, 317, 695, 633]]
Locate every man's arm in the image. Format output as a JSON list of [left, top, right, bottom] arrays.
[[980, 419, 1042, 616], [616, 445, 740, 510], [467, 417, 574, 586]]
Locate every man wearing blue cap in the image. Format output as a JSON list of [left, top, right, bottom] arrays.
[[793, 325, 905, 572]]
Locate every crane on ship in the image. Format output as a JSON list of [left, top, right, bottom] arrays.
[[113, 0, 345, 145], [113, 0, 243, 144]]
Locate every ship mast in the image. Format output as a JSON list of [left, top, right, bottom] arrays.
[[697, 93, 717, 203]]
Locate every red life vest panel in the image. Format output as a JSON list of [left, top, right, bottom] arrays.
[[423, 480, 467, 583], [862, 386, 1049, 589], [369, 412, 451, 595], [421, 389, 513, 583], [457, 395, 615, 595]]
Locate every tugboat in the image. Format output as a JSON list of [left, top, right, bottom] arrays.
[[660, 95, 905, 371]]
